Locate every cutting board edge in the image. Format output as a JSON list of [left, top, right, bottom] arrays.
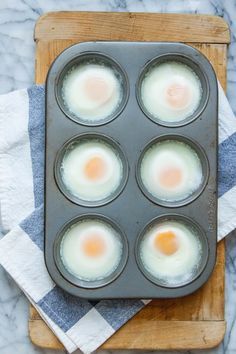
[[28, 318, 226, 350], [34, 11, 230, 43]]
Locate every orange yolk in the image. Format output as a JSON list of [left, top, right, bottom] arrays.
[[154, 231, 179, 255], [165, 83, 191, 109], [84, 156, 106, 181], [84, 76, 113, 103], [82, 233, 106, 257], [158, 166, 182, 188]]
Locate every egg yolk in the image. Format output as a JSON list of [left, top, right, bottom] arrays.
[[158, 166, 182, 188], [154, 231, 179, 255], [82, 233, 106, 257], [84, 75, 113, 104], [165, 82, 191, 109], [84, 156, 106, 181]]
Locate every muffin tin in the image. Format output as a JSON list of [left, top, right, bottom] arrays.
[[45, 41, 218, 299]]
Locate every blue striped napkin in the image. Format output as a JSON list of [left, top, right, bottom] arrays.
[[0, 83, 235, 353]]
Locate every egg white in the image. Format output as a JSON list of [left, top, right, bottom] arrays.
[[62, 64, 122, 121], [60, 219, 123, 281], [141, 61, 202, 122], [140, 221, 202, 285], [61, 139, 123, 202], [140, 140, 203, 202]]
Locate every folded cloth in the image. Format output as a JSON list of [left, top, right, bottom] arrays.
[[0, 83, 235, 353]]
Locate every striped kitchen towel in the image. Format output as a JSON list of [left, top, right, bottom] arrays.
[[0, 83, 235, 353]]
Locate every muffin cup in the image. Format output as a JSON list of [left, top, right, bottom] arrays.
[[54, 214, 129, 289], [135, 214, 209, 288], [55, 52, 129, 126], [136, 54, 209, 127], [54, 132, 129, 207], [136, 134, 209, 208]]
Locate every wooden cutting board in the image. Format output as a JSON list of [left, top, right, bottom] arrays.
[[29, 12, 230, 350]]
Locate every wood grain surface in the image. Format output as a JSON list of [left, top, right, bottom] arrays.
[[29, 11, 229, 350]]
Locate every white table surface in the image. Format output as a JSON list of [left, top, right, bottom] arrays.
[[0, 1, 235, 353]]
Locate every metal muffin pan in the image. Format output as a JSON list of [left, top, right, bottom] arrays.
[[45, 41, 218, 299]]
